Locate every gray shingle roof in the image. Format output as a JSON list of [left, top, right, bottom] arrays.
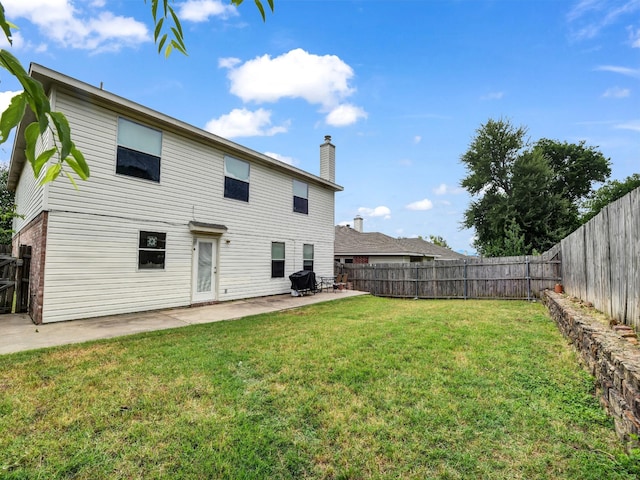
[[334, 226, 467, 260]]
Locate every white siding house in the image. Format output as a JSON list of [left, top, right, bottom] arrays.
[[8, 64, 342, 324]]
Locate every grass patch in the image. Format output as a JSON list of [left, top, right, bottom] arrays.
[[0, 297, 637, 479]]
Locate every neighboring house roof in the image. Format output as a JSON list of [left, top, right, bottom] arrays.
[[334, 225, 467, 260], [8, 63, 344, 193]]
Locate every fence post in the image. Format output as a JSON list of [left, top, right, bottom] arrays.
[[463, 259, 468, 300], [414, 264, 419, 299], [526, 256, 531, 301], [373, 264, 377, 296]]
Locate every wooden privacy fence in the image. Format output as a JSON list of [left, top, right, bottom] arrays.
[[0, 245, 31, 315], [0, 252, 16, 313], [339, 252, 561, 301], [561, 187, 640, 330]]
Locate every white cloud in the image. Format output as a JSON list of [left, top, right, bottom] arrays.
[[218, 57, 241, 69], [204, 108, 289, 138], [413, 135, 422, 144], [629, 26, 640, 47], [178, 0, 238, 22], [568, 0, 640, 40], [220, 48, 366, 126], [263, 152, 297, 166], [433, 183, 464, 195], [602, 86, 631, 98], [596, 65, 640, 78], [358, 206, 391, 219], [405, 198, 434, 211], [3, 0, 149, 52], [481, 91, 504, 101], [615, 120, 640, 132], [221, 48, 354, 106], [325, 104, 367, 127]]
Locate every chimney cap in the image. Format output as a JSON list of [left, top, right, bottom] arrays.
[[324, 135, 332, 143]]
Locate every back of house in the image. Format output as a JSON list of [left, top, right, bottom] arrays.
[[8, 64, 343, 324]]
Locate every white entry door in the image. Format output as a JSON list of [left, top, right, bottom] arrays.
[[192, 238, 217, 303]]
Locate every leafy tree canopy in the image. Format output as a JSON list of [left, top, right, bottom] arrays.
[[460, 118, 610, 257], [427, 235, 450, 248], [580, 173, 640, 223], [0, 163, 19, 244]]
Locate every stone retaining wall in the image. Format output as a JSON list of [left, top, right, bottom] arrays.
[[543, 290, 640, 449]]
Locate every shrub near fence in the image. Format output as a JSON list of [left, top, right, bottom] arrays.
[[561, 187, 640, 330], [340, 249, 561, 301]]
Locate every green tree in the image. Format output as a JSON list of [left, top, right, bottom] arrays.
[[427, 235, 450, 248], [580, 173, 640, 223], [0, 163, 19, 244], [460, 118, 610, 257], [0, 0, 273, 186], [532, 138, 610, 231]]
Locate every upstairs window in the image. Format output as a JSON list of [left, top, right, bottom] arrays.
[[303, 244, 314, 271], [293, 180, 309, 214], [224, 156, 250, 202], [116, 118, 162, 182], [139, 231, 166, 269], [271, 242, 285, 278]]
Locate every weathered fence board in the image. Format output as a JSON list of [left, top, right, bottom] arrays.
[[0, 254, 16, 313], [561, 187, 640, 329], [339, 255, 561, 301]]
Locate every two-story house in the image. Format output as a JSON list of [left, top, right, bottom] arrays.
[[8, 64, 343, 324]]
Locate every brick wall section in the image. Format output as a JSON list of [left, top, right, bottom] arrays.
[[12, 211, 48, 325], [543, 290, 640, 449]]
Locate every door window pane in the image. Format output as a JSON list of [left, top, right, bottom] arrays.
[[197, 242, 213, 293]]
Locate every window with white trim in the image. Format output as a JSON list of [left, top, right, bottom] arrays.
[[116, 118, 162, 182], [271, 242, 285, 278], [139, 231, 166, 269], [293, 180, 308, 214], [224, 156, 250, 202], [303, 244, 314, 271]]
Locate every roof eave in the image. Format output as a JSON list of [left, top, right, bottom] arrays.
[[8, 63, 344, 193]]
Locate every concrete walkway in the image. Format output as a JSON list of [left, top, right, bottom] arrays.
[[0, 290, 368, 355]]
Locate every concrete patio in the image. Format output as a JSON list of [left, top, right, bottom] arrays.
[[0, 289, 368, 355]]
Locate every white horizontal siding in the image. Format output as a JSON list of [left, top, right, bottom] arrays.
[[13, 131, 52, 231], [42, 211, 192, 323], [37, 90, 336, 322]]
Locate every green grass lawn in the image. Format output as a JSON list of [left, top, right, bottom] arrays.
[[1, 296, 638, 479]]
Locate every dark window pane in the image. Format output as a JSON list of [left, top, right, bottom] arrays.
[[139, 250, 165, 269], [117, 146, 161, 182], [303, 260, 314, 271], [272, 260, 285, 278], [293, 196, 308, 214], [139, 231, 166, 249], [224, 177, 249, 202]]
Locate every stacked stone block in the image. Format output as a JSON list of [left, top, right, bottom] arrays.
[[543, 290, 640, 450]]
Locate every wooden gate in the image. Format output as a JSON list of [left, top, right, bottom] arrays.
[[0, 253, 16, 313], [0, 245, 31, 314]]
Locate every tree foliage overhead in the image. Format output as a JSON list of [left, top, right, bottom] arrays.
[[581, 173, 640, 223], [460, 118, 610, 257]]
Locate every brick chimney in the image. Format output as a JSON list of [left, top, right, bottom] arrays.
[[320, 135, 335, 183], [354, 215, 363, 233]]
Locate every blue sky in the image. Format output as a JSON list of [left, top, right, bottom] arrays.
[[0, 0, 638, 253]]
